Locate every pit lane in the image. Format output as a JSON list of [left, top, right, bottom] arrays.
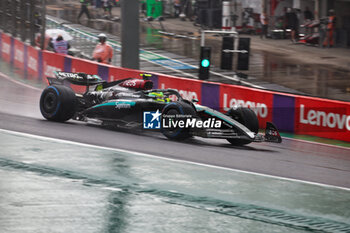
[[0, 68, 350, 232]]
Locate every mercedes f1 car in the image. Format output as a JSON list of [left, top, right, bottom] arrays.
[[39, 71, 282, 145]]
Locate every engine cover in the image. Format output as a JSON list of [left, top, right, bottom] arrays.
[[119, 79, 153, 90]]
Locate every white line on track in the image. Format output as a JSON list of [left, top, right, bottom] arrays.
[[1, 128, 349, 191], [282, 137, 350, 150]]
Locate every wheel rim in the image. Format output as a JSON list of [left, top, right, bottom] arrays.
[[43, 92, 57, 113], [162, 109, 182, 136]]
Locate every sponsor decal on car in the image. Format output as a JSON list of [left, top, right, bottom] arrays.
[[122, 80, 137, 87], [92, 101, 135, 109], [57, 71, 79, 78], [115, 102, 133, 109]]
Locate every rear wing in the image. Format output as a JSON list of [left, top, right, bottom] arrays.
[[47, 71, 105, 86]]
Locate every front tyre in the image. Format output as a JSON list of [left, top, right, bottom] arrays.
[[226, 107, 259, 146], [161, 101, 196, 140], [40, 85, 77, 122]]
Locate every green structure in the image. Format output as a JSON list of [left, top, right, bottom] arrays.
[[146, 0, 163, 18]]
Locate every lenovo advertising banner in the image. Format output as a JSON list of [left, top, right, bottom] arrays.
[[13, 39, 25, 70], [70, 58, 97, 94], [1, 33, 12, 63], [71, 58, 98, 75], [27, 46, 40, 80], [42, 51, 65, 81], [295, 96, 350, 142], [2, 32, 350, 143], [157, 75, 202, 103], [108, 66, 143, 82], [220, 84, 274, 128]]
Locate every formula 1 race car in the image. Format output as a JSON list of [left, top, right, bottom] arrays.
[[39, 71, 282, 145]]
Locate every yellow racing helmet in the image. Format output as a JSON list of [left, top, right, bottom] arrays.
[[148, 92, 171, 103]]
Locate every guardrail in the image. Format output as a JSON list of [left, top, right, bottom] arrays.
[[1, 30, 350, 142]]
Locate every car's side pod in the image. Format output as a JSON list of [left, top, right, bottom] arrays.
[[264, 122, 282, 143]]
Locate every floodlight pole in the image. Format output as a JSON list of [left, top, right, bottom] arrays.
[[121, 0, 140, 69]]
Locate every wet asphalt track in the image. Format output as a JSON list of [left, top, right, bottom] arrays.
[[1, 72, 350, 189]]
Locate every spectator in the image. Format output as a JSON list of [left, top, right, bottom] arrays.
[[286, 7, 299, 43], [92, 33, 113, 64], [78, 0, 91, 22], [102, 0, 113, 19], [53, 35, 70, 55], [174, 0, 181, 18], [260, 12, 268, 39], [183, 0, 194, 21], [323, 9, 336, 48]]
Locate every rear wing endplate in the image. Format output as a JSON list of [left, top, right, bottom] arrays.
[[47, 71, 105, 86]]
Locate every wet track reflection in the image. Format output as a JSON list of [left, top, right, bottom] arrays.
[[1, 6, 350, 231], [1, 131, 349, 233], [1, 60, 350, 232]]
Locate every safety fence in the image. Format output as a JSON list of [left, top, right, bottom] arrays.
[[0, 0, 46, 49], [1, 30, 350, 142]]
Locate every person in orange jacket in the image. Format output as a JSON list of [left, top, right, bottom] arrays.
[[92, 33, 113, 64], [323, 9, 336, 48]]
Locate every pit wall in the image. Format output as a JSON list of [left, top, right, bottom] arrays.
[[1, 31, 350, 142]]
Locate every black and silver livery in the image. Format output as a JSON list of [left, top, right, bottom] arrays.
[[39, 71, 282, 145]]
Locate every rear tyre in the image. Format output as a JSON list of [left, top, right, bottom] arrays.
[[161, 101, 196, 140], [226, 107, 259, 146], [40, 85, 77, 122]]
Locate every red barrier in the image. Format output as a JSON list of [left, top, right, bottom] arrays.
[[27, 46, 40, 80], [1, 33, 11, 62], [42, 51, 65, 82], [220, 84, 274, 128], [70, 58, 98, 93], [108, 66, 143, 82], [13, 39, 25, 70], [157, 75, 202, 103], [71, 57, 98, 74], [295, 96, 350, 141], [1, 33, 350, 142]]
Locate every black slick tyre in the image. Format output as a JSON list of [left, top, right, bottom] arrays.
[[161, 101, 196, 140], [40, 85, 77, 122], [226, 107, 259, 145]]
